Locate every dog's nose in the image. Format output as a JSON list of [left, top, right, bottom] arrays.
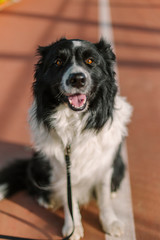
[[68, 73, 86, 88]]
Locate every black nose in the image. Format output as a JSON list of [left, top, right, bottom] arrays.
[[68, 73, 86, 88]]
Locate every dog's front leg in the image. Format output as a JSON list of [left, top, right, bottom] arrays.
[[96, 168, 124, 237], [62, 197, 84, 240]]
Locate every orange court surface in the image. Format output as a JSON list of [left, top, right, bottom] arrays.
[[0, 1, 160, 240]]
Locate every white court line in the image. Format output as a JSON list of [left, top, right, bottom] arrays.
[[98, 0, 119, 84], [98, 0, 114, 43], [98, 0, 136, 239]]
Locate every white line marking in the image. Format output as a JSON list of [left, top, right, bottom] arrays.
[[98, 1, 136, 239], [99, 0, 114, 43], [98, 0, 119, 84]]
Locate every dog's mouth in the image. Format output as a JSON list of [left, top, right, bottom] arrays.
[[67, 94, 87, 111]]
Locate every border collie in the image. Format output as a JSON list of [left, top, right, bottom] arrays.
[[0, 38, 132, 239]]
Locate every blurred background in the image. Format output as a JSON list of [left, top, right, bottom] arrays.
[[0, 0, 160, 240]]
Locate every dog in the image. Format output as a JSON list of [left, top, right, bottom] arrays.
[[0, 38, 132, 239]]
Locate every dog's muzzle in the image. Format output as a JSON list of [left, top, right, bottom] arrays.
[[62, 66, 91, 111], [65, 73, 87, 111]]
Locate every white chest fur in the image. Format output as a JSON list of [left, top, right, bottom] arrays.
[[29, 95, 132, 194]]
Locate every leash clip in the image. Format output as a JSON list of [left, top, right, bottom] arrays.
[[65, 144, 71, 156]]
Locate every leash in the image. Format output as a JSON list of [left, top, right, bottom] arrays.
[[0, 145, 74, 240], [63, 145, 75, 240]]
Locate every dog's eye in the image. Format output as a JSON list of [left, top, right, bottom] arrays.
[[55, 59, 63, 66], [85, 58, 94, 65]]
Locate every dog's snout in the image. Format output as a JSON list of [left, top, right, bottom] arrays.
[[68, 73, 86, 89]]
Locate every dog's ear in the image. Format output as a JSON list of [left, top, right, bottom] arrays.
[[34, 45, 52, 79], [36, 45, 50, 59], [95, 38, 116, 68], [33, 45, 52, 124]]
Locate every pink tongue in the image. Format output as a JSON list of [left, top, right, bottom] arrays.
[[68, 94, 86, 108]]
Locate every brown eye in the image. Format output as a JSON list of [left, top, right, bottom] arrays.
[[85, 58, 93, 65], [55, 59, 62, 66]]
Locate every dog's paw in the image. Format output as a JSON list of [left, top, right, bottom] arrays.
[[62, 223, 84, 240], [37, 197, 56, 209], [103, 220, 124, 237], [111, 191, 117, 199]]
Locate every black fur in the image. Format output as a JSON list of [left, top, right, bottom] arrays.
[[111, 142, 126, 192], [0, 153, 52, 203], [85, 40, 117, 130], [27, 152, 52, 203], [0, 159, 29, 198]]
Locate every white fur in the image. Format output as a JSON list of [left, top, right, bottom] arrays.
[[29, 95, 132, 238], [61, 40, 91, 96], [0, 184, 8, 200], [72, 40, 82, 48]]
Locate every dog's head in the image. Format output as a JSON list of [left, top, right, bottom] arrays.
[[34, 38, 117, 131]]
